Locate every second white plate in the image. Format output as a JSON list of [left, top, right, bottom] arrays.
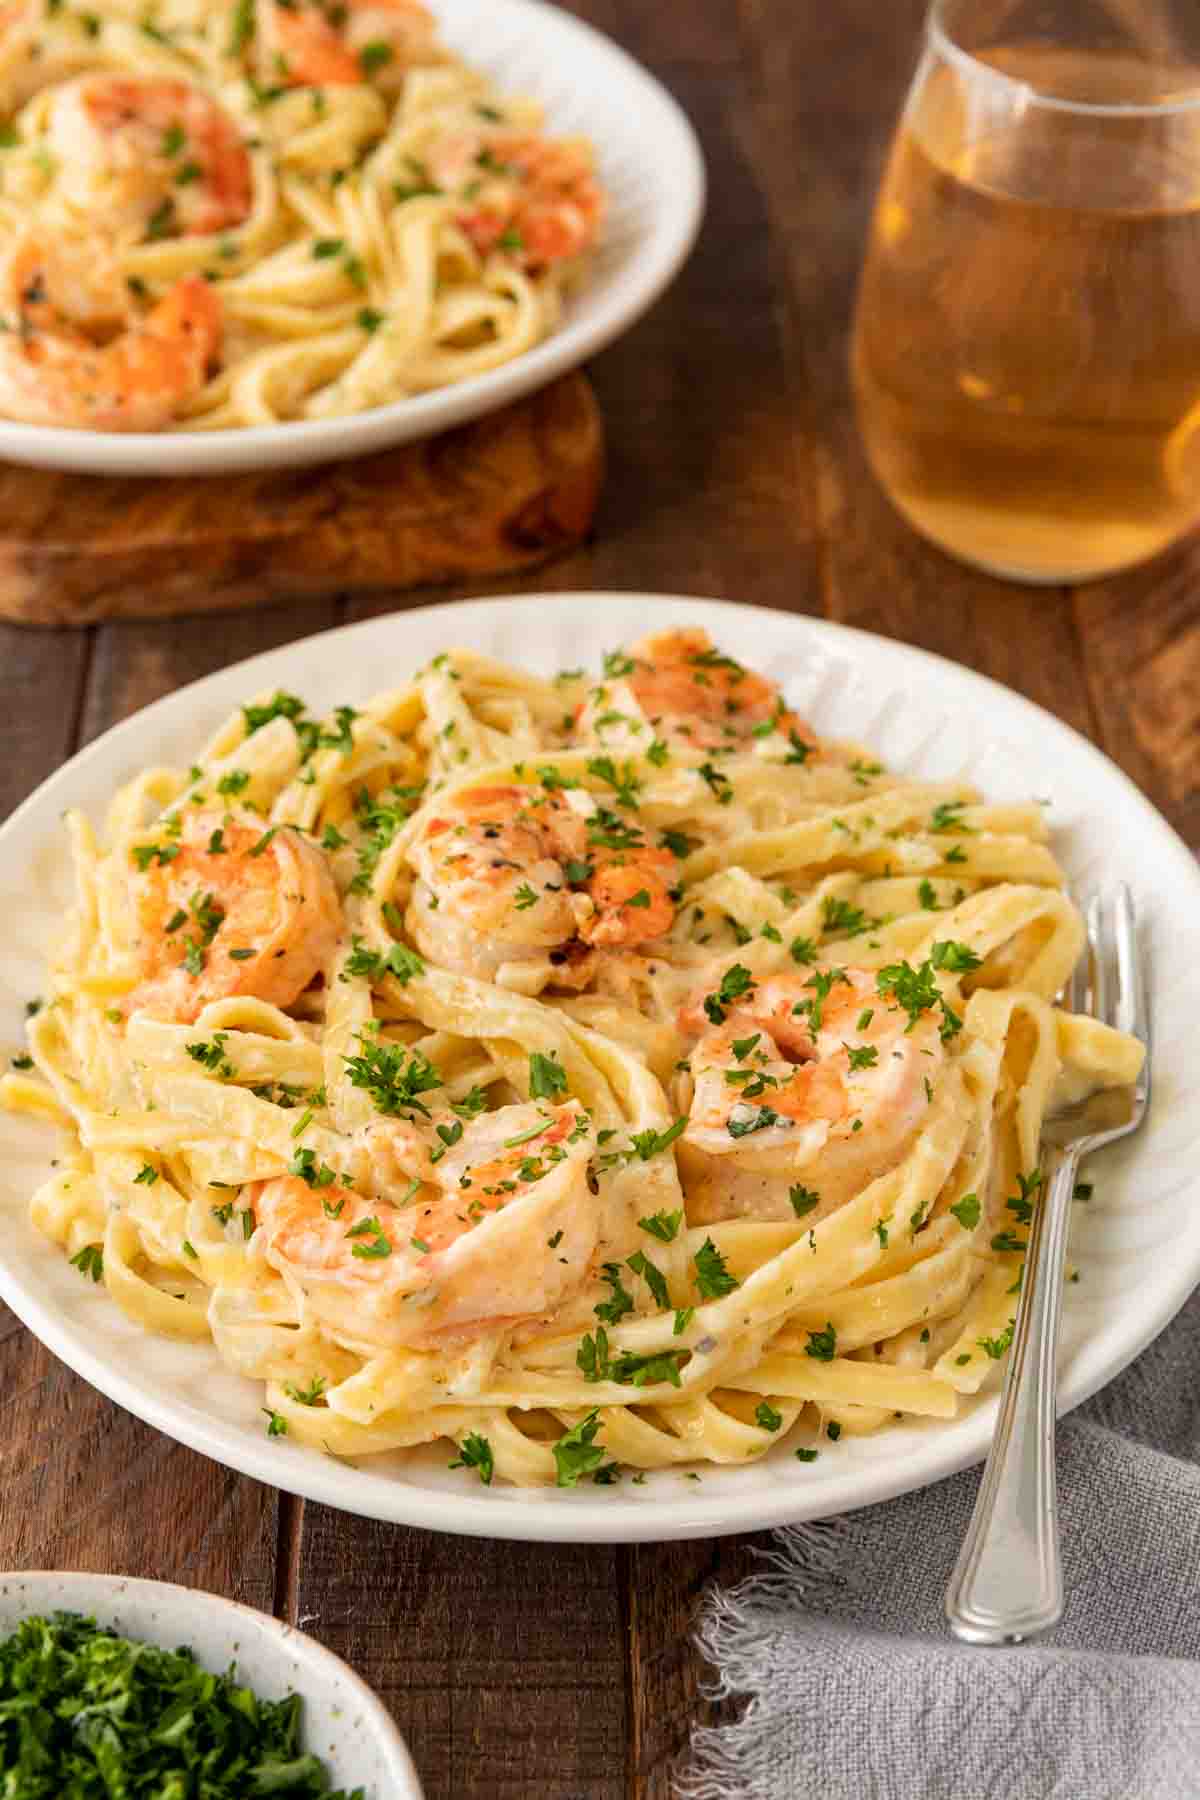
[[0, 0, 704, 477], [0, 593, 1195, 1541]]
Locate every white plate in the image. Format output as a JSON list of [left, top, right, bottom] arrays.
[[0, 1571, 423, 1796], [0, 0, 704, 478], [0, 593, 1196, 1543]]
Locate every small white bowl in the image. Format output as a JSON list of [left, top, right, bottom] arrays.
[[0, 1571, 423, 1798]]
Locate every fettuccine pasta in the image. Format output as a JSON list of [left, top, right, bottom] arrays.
[[2, 626, 1144, 1488], [0, 0, 603, 431]]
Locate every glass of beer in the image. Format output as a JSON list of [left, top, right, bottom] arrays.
[[852, 0, 1200, 582]]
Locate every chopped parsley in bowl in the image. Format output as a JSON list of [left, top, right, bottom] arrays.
[[0, 1611, 359, 1795], [0, 1573, 422, 1799]]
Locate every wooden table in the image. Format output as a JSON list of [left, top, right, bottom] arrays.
[[3, 3, 1197, 1794]]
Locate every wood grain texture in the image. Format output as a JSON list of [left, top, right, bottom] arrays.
[[0, 1, 1197, 1797], [0, 373, 602, 627], [292, 1507, 626, 1800]]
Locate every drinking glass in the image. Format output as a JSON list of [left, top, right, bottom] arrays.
[[852, 0, 1200, 582]]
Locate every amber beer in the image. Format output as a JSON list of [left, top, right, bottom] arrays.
[[853, 45, 1200, 581]]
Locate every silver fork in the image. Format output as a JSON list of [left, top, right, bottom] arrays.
[[944, 884, 1151, 1646]]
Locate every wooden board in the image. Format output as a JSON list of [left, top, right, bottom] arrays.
[[0, 371, 603, 627], [0, 2, 1198, 1797]]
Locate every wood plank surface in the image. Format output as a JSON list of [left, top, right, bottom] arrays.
[[0, 374, 602, 626], [0, 1, 1197, 1798]]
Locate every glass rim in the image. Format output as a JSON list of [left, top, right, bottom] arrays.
[[928, 0, 1200, 117]]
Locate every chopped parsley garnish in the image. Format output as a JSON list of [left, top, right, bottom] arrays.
[[784, 731, 814, 765], [263, 1408, 287, 1437], [627, 1249, 669, 1310], [587, 808, 644, 851], [288, 1148, 337, 1189], [359, 38, 392, 73], [0, 1610, 371, 1794], [229, 0, 255, 52], [789, 936, 817, 965], [594, 1261, 634, 1325], [795, 1446, 819, 1462], [697, 762, 733, 804], [727, 1104, 781, 1138], [660, 828, 699, 858], [804, 1322, 837, 1362], [875, 958, 948, 1031], [789, 1184, 820, 1218], [348, 785, 424, 893], [146, 196, 175, 240], [348, 1216, 392, 1258], [792, 965, 850, 1036], [586, 755, 641, 809], [449, 1431, 494, 1484], [284, 1375, 327, 1407], [576, 1325, 609, 1382], [930, 939, 983, 974], [694, 1236, 738, 1300], [343, 1037, 441, 1117], [185, 1033, 234, 1078], [609, 1349, 686, 1388], [553, 1410, 605, 1487], [451, 1086, 489, 1120], [69, 1244, 103, 1282], [602, 648, 635, 677], [1007, 1168, 1043, 1224], [639, 1208, 683, 1242], [930, 800, 974, 833], [755, 1401, 782, 1432], [528, 1051, 567, 1100], [844, 1043, 879, 1073], [990, 1230, 1027, 1255], [131, 841, 180, 871], [978, 1321, 1015, 1360], [242, 689, 306, 736], [10, 1054, 33, 1071], [514, 882, 538, 910], [627, 1117, 687, 1161], [950, 1192, 981, 1230], [703, 962, 755, 1025]]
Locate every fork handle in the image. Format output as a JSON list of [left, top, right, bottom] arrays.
[[943, 1143, 1079, 1645]]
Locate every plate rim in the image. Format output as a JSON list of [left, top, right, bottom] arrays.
[[0, 0, 706, 477], [0, 589, 1196, 1543]]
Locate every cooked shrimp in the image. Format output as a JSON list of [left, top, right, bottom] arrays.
[[47, 75, 252, 238], [677, 965, 945, 1222], [405, 782, 676, 989], [260, 0, 438, 88], [424, 129, 604, 269], [253, 1100, 597, 1347], [576, 628, 817, 757], [0, 235, 222, 431], [124, 809, 342, 1024]]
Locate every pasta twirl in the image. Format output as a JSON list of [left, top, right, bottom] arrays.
[[2, 629, 1143, 1487]]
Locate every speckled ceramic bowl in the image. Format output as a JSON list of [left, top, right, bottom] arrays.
[[0, 1571, 423, 1797]]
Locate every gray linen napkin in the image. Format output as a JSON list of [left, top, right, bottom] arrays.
[[680, 1287, 1200, 1800]]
